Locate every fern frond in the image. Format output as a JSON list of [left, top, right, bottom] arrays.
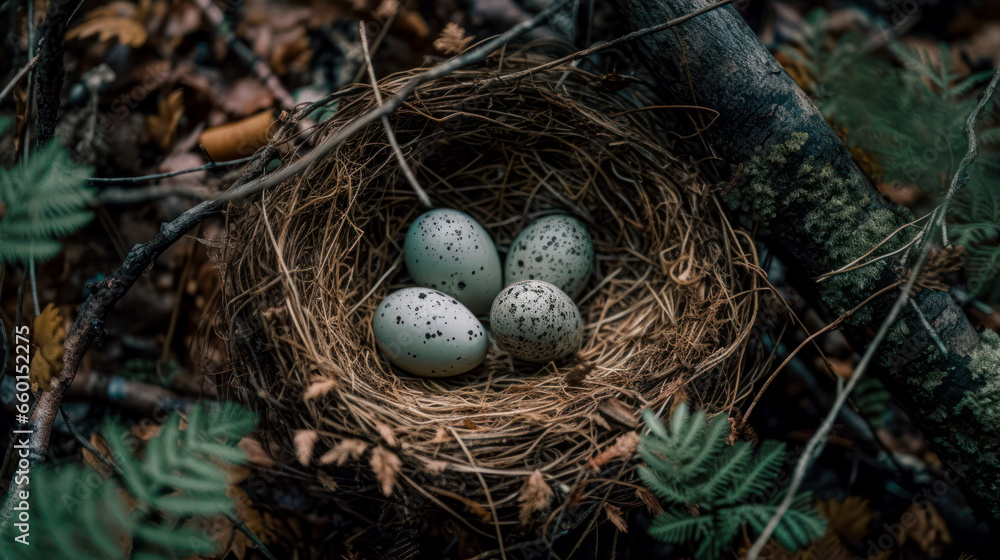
[[727, 440, 786, 502], [0, 139, 95, 265], [647, 509, 712, 544], [640, 406, 825, 559]]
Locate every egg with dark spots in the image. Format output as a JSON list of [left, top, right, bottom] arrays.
[[504, 215, 593, 300], [372, 288, 488, 377], [404, 209, 502, 315], [489, 280, 583, 362]]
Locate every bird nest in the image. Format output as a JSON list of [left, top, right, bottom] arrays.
[[214, 51, 763, 544]]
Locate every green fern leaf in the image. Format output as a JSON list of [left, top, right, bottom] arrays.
[[640, 405, 825, 558], [0, 139, 94, 265]]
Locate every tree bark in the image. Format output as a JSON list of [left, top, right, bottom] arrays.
[[615, 0, 1000, 522]]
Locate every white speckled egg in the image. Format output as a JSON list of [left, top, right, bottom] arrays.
[[489, 280, 583, 362], [404, 209, 502, 315], [504, 215, 593, 300], [372, 288, 488, 377]]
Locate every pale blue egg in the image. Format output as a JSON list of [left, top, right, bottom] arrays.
[[404, 209, 502, 315], [504, 215, 593, 300], [372, 288, 488, 377]]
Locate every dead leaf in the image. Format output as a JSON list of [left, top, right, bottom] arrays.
[[319, 438, 368, 466], [564, 361, 595, 386], [238, 436, 276, 468], [146, 89, 185, 150], [294, 430, 318, 466], [517, 470, 552, 525], [303, 378, 337, 401], [596, 398, 638, 429], [604, 503, 628, 533], [818, 496, 872, 545], [423, 459, 449, 474], [317, 472, 338, 492], [66, 2, 148, 47], [30, 303, 66, 391], [635, 487, 663, 516], [901, 502, 951, 557], [228, 486, 268, 545], [83, 433, 113, 477], [221, 77, 275, 117], [433, 22, 473, 56], [375, 423, 398, 447], [586, 432, 639, 472], [370, 445, 401, 496], [429, 426, 451, 444], [199, 110, 273, 161]]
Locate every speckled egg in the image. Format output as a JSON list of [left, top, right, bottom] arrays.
[[489, 280, 583, 362], [404, 209, 502, 315], [372, 288, 488, 377], [504, 215, 593, 300]]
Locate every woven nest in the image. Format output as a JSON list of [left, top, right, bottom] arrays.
[[215, 51, 764, 541]]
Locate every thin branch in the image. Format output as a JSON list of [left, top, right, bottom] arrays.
[[0, 54, 39, 104], [359, 25, 432, 209], [87, 155, 258, 185], [746, 63, 1000, 560]]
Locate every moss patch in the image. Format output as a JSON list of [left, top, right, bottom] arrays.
[[954, 329, 1000, 432]]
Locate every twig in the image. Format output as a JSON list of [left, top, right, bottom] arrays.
[[189, 0, 295, 112], [745, 64, 1000, 560], [359, 25, 432, 208], [57, 407, 278, 560], [740, 278, 904, 424], [0, 1, 568, 522], [87, 155, 258, 185], [909, 298, 948, 356], [0, 54, 39, 104], [485, 0, 738, 85], [351, 0, 404, 85], [94, 183, 214, 204]]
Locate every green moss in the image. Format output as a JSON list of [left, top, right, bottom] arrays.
[[908, 365, 948, 398], [953, 330, 1000, 431], [739, 132, 912, 323], [929, 405, 948, 422]]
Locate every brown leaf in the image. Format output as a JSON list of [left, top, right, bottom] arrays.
[[370, 445, 401, 496], [199, 110, 273, 161], [818, 496, 872, 546], [604, 503, 628, 533], [293, 430, 318, 466], [586, 432, 639, 472], [901, 502, 951, 557], [238, 436, 276, 468], [565, 361, 595, 386], [517, 470, 552, 525], [375, 423, 399, 447], [597, 398, 638, 429], [433, 22, 473, 56], [228, 486, 268, 545], [429, 426, 451, 444], [373, 0, 429, 38], [319, 438, 368, 466], [66, 2, 148, 47], [423, 459, 449, 474], [146, 89, 185, 150], [635, 487, 663, 516], [83, 433, 113, 477], [30, 303, 66, 391], [303, 378, 337, 401]]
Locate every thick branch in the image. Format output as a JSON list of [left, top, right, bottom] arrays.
[[615, 0, 1000, 521]]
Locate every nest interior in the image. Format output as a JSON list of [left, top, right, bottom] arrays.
[[216, 52, 762, 535]]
